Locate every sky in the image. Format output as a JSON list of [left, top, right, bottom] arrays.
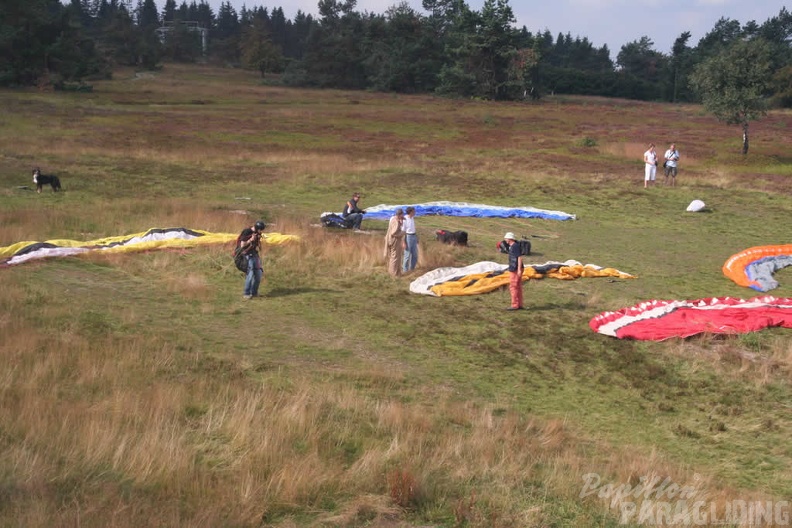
[[163, 0, 785, 59]]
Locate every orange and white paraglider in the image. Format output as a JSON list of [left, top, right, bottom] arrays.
[[723, 245, 792, 292]]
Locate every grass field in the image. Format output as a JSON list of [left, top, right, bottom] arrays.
[[1, 63, 791, 527]]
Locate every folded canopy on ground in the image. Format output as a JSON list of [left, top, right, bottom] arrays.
[[409, 260, 635, 296], [0, 227, 300, 267], [361, 201, 576, 221], [722, 244, 792, 292], [590, 296, 792, 340]]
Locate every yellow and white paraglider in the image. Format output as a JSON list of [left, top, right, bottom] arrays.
[[0, 227, 299, 267], [410, 260, 635, 297]]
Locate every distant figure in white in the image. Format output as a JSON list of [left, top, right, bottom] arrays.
[[643, 143, 658, 189]]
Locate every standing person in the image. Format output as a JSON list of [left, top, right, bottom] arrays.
[[504, 232, 525, 311], [342, 192, 365, 231], [384, 208, 405, 277], [401, 206, 418, 273], [643, 143, 658, 188], [663, 143, 680, 187], [238, 220, 266, 299]]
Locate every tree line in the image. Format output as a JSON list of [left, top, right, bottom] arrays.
[[1, 0, 790, 108]]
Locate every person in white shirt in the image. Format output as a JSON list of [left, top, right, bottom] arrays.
[[401, 206, 418, 272], [663, 143, 680, 186], [643, 143, 658, 188]]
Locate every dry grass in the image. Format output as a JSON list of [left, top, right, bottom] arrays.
[[269, 214, 461, 278], [667, 335, 792, 386], [2, 296, 789, 526], [608, 142, 651, 161], [705, 167, 743, 189]]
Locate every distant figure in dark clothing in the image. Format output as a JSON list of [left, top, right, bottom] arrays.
[[343, 192, 365, 230], [238, 220, 266, 299]]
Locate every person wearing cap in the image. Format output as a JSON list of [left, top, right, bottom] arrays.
[[401, 206, 418, 273], [238, 220, 266, 299], [504, 232, 525, 311], [342, 192, 365, 230], [384, 208, 406, 277]]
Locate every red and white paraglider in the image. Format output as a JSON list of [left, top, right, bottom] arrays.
[[590, 296, 792, 341]]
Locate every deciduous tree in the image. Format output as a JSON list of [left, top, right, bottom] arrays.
[[689, 38, 773, 155], [240, 16, 283, 77]]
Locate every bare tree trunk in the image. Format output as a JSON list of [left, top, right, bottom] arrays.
[[742, 122, 749, 155]]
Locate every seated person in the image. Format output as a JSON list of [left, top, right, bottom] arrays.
[[342, 192, 365, 229]]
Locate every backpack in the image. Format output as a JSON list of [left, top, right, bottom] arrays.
[[436, 229, 468, 246], [497, 239, 531, 256], [233, 246, 248, 273], [232, 232, 250, 273]]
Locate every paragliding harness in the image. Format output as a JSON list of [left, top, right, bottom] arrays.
[[232, 231, 260, 273], [320, 213, 353, 229], [497, 238, 531, 256], [436, 229, 468, 246]]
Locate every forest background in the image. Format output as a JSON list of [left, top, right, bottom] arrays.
[[1, 0, 791, 106]]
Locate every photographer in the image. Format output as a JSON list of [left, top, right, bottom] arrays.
[[663, 143, 680, 187], [342, 192, 366, 231], [239, 220, 266, 299]]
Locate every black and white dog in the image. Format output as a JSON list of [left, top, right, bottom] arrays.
[[32, 168, 61, 193]]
